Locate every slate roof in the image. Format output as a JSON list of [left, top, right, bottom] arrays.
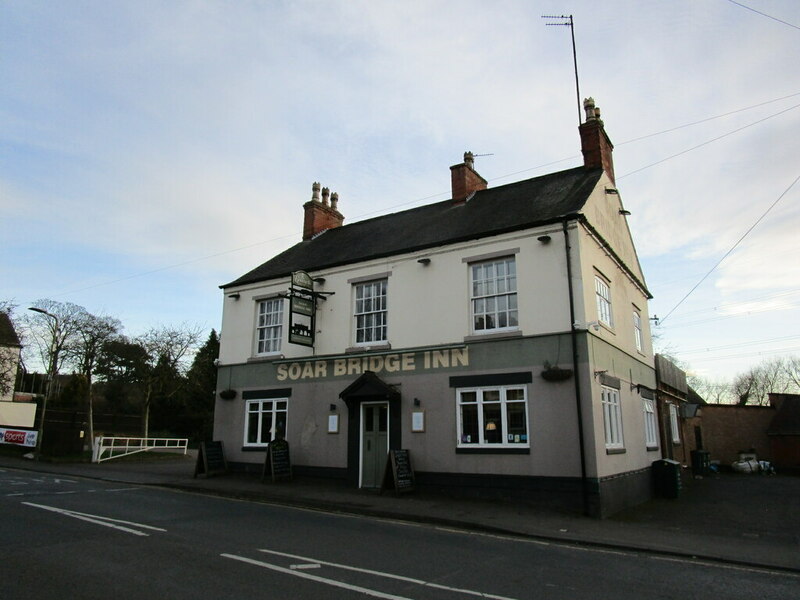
[[224, 166, 604, 288], [0, 312, 21, 347], [767, 396, 800, 436]]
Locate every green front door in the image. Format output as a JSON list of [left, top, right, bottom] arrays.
[[361, 403, 388, 488]]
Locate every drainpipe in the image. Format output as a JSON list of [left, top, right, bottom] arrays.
[[563, 218, 590, 516]]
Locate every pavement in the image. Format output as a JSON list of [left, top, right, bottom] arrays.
[[1, 451, 798, 573]]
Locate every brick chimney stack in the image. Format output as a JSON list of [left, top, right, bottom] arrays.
[[303, 181, 344, 240], [450, 151, 488, 203], [579, 97, 615, 185]]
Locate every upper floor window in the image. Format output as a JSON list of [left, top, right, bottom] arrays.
[[457, 386, 529, 448], [471, 257, 518, 333], [601, 385, 624, 450], [633, 310, 643, 352], [354, 279, 387, 344], [595, 276, 613, 328], [256, 298, 283, 355]]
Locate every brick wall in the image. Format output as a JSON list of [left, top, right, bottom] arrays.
[[699, 405, 775, 465]]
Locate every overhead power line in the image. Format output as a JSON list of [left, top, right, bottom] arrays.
[[659, 173, 800, 324], [45, 94, 800, 299], [724, 0, 800, 31], [617, 102, 800, 181]]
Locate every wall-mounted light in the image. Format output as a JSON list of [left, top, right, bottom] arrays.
[[329, 404, 337, 412], [414, 398, 421, 407], [227, 293, 240, 300], [417, 258, 431, 265], [619, 209, 631, 216], [605, 188, 619, 195], [313, 277, 326, 284], [537, 235, 552, 244], [594, 369, 608, 377]]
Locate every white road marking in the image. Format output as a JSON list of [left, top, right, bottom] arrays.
[[22, 502, 166, 537], [290, 563, 321, 570], [222, 553, 415, 600], [256, 548, 520, 600]]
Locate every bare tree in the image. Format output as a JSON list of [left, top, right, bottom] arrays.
[[66, 312, 122, 447], [686, 373, 734, 404], [733, 356, 800, 406], [136, 324, 202, 438], [23, 300, 89, 400], [785, 356, 800, 390]]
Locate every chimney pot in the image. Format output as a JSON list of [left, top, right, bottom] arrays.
[[321, 186, 330, 206], [330, 192, 339, 210], [464, 151, 475, 169], [583, 97, 596, 122], [312, 182, 321, 202]]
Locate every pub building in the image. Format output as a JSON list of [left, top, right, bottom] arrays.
[[213, 98, 659, 517]]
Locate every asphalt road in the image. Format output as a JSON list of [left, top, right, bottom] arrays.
[[1, 467, 796, 600]]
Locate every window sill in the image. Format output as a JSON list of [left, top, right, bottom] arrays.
[[463, 330, 522, 343], [242, 445, 268, 452], [606, 447, 626, 455], [345, 343, 391, 353], [646, 445, 660, 452], [456, 447, 530, 455], [248, 353, 284, 363]]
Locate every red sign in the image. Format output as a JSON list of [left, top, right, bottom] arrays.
[[5, 430, 26, 444]]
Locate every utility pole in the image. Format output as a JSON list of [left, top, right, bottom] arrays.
[[542, 14, 582, 127]]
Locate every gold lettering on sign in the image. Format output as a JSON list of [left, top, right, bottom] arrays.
[[452, 347, 469, 367], [276, 348, 469, 381]]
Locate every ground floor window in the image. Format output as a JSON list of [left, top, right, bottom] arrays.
[[456, 386, 529, 448], [244, 398, 288, 446], [643, 398, 658, 448], [602, 386, 624, 450]]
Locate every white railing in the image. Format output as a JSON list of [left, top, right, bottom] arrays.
[[92, 436, 189, 463]]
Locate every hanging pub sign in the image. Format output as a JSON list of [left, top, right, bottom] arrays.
[[289, 270, 316, 347], [292, 270, 314, 291]]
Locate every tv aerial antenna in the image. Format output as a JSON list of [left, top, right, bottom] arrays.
[[542, 14, 582, 127]]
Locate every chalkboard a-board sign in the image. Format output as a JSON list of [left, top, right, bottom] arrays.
[[262, 438, 292, 483], [380, 449, 415, 495], [194, 440, 228, 478]]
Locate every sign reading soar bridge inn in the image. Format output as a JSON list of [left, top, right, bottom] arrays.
[[277, 347, 470, 382]]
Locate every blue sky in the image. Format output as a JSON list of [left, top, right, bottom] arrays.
[[2, 0, 799, 382]]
